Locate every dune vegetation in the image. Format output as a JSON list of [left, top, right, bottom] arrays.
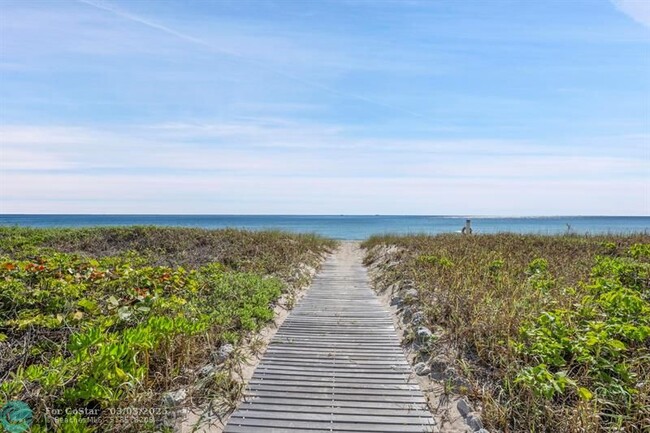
[[363, 233, 650, 433], [0, 227, 336, 432]]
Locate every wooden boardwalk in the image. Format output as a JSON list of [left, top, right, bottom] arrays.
[[224, 243, 436, 433]]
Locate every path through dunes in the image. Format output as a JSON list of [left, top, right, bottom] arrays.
[[224, 242, 436, 433]]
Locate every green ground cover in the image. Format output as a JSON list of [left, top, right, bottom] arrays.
[[0, 227, 335, 432], [363, 233, 650, 433]]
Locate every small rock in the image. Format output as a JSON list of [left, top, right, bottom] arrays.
[[466, 412, 484, 431], [403, 288, 418, 300], [414, 362, 430, 376], [162, 389, 187, 406], [416, 327, 433, 344], [410, 311, 425, 325], [429, 356, 448, 374], [212, 343, 234, 364], [402, 307, 414, 323], [390, 296, 403, 307], [197, 363, 217, 378], [457, 398, 473, 417]]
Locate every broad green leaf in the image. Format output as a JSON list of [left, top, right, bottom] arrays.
[[577, 387, 593, 401]]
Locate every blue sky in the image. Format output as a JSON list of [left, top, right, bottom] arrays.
[[0, 0, 648, 215]]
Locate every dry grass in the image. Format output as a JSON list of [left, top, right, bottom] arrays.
[[0, 226, 337, 287], [0, 227, 336, 432], [363, 233, 650, 433]]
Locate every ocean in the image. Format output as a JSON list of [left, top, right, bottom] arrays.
[[0, 215, 648, 240]]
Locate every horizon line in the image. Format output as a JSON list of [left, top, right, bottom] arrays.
[[1, 213, 648, 218]]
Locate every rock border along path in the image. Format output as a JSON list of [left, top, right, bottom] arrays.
[[224, 242, 436, 433]]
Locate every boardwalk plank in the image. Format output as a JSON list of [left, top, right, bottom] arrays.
[[224, 245, 436, 432]]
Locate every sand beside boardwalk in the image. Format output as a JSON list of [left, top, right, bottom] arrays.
[[182, 241, 465, 433], [179, 245, 329, 432]]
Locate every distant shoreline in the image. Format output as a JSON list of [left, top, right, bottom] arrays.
[[1, 213, 648, 217], [1, 215, 648, 240]]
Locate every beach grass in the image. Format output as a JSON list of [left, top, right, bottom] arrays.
[[363, 233, 650, 433], [0, 226, 336, 432]]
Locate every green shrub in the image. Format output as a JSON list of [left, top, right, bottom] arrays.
[[363, 233, 650, 432], [0, 227, 334, 432]]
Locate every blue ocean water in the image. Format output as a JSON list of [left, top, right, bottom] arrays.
[[0, 215, 648, 240]]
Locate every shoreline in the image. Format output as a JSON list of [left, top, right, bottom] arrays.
[[1, 216, 649, 241]]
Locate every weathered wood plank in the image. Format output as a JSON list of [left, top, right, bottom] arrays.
[[223, 244, 436, 432]]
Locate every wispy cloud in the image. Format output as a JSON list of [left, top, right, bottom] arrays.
[[612, 0, 650, 28], [3, 171, 646, 215], [1, 0, 648, 215], [2, 123, 647, 180], [76, 0, 426, 118], [77, 0, 210, 47]]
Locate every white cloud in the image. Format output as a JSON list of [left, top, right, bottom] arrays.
[[1, 172, 647, 215], [612, 0, 650, 28], [2, 124, 647, 176], [0, 150, 75, 171], [1, 123, 648, 215]]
